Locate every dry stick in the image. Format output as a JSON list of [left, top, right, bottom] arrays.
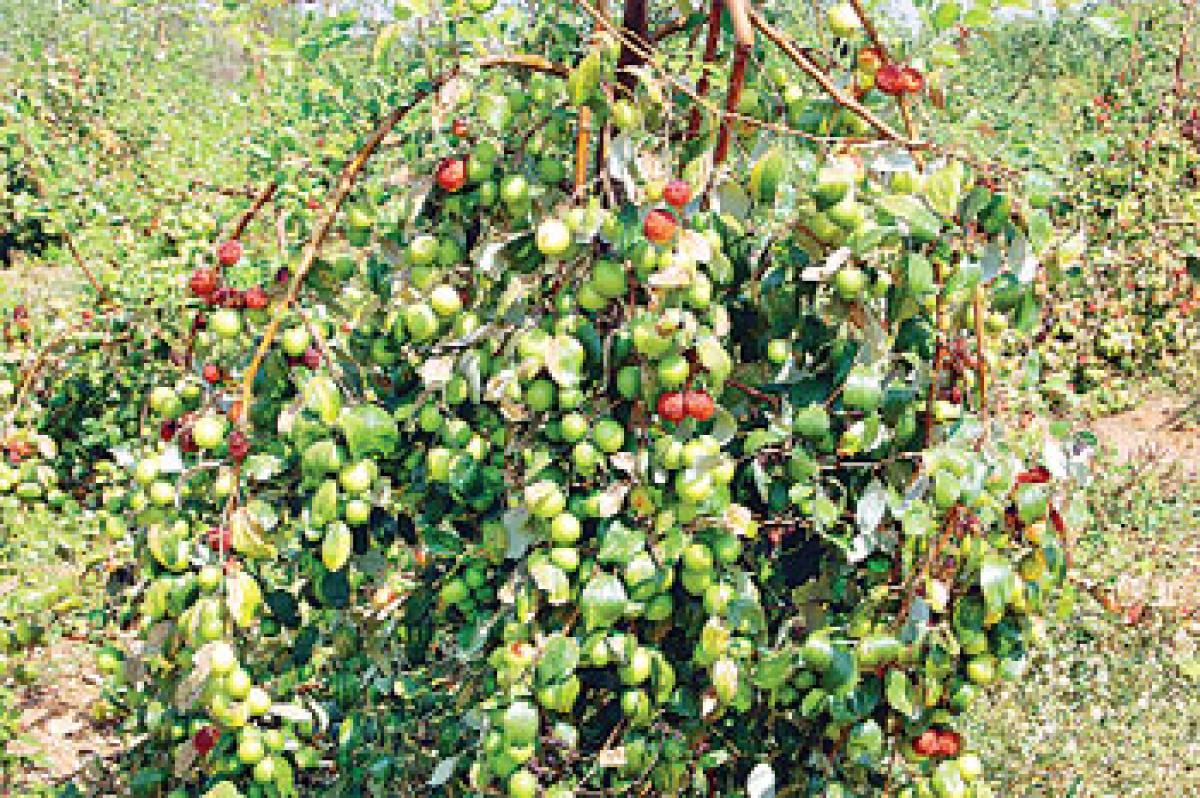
[[714, 0, 755, 165], [973, 284, 988, 440], [1174, 1, 1196, 99], [226, 181, 278, 242], [237, 55, 568, 421], [688, 0, 724, 139], [747, 9, 923, 149]]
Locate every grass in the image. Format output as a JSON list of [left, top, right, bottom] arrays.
[[966, 452, 1200, 797]]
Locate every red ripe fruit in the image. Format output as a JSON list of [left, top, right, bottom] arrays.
[[216, 239, 243, 267], [913, 729, 941, 757], [875, 63, 905, 96], [228, 430, 250, 463], [436, 158, 467, 193], [189, 267, 218, 298], [160, 419, 179, 442], [899, 66, 924, 94], [936, 730, 962, 757], [203, 364, 222, 384], [303, 347, 323, 370], [1015, 466, 1051, 485], [643, 209, 678, 245], [223, 290, 245, 310], [663, 179, 692, 209], [451, 119, 470, 138], [244, 286, 268, 310], [12, 305, 28, 321], [683, 390, 715, 422], [205, 526, 232, 551], [306, 198, 321, 210], [656, 391, 686, 423], [276, 267, 292, 286], [208, 287, 230, 308], [178, 427, 198, 454], [193, 725, 220, 756]]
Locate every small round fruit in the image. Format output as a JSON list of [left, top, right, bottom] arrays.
[[216, 239, 243, 266], [593, 419, 625, 453], [404, 303, 439, 342], [657, 391, 685, 423], [192, 415, 226, 449], [827, 2, 861, 38], [834, 265, 867, 300], [281, 326, 311, 357], [550, 512, 581, 544], [210, 309, 241, 339], [767, 338, 790, 364], [210, 641, 237, 676], [430, 284, 463, 317], [436, 157, 467, 192], [663, 179, 692, 209], [657, 354, 690, 389], [683, 390, 715, 422], [643, 209, 678, 245], [508, 768, 538, 798], [536, 219, 572, 257]]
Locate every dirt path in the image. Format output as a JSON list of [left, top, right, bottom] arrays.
[[1090, 393, 1200, 472], [4, 637, 124, 792]]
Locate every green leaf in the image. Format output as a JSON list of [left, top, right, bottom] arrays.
[[322, 523, 353, 572], [597, 521, 646, 565], [339, 404, 398, 461], [580, 572, 627, 630], [567, 50, 601, 106], [303, 375, 342, 425], [876, 195, 941, 241], [537, 635, 581, 684], [923, 160, 964, 217], [885, 668, 918, 719], [932, 2, 961, 31], [980, 555, 1016, 618], [530, 560, 571, 604], [226, 571, 262, 629]]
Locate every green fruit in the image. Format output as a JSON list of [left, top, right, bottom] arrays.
[[657, 354, 690, 390], [404, 303, 439, 342], [192, 415, 226, 449], [210, 309, 242, 339], [536, 219, 572, 257], [502, 701, 539, 746], [834, 266, 867, 300], [430, 284, 463, 317], [508, 768, 538, 798], [593, 419, 624, 453], [281, 326, 311, 357]]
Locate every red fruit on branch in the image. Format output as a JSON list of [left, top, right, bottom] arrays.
[[913, 729, 940, 757], [223, 290, 245, 310], [160, 420, 178, 442], [189, 267, 218, 298], [657, 391, 686, 423], [216, 239, 243, 267], [1015, 466, 1051, 485], [857, 47, 884, 75], [193, 725, 220, 756], [936, 730, 962, 757], [228, 430, 250, 462], [899, 66, 924, 94], [683, 390, 715, 422], [244, 286, 268, 310], [875, 63, 905, 96], [203, 364, 221, 384], [436, 157, 467, 193], [303, 347, 323, 370], [663, 179, 692, 209], [205, 527, 232, 551], [451, 119, 470, 138], [643, 209, 678, 245]]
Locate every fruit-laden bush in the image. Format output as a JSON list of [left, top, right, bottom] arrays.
[[5, 2, 1096, 797]]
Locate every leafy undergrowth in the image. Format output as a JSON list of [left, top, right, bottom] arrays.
[[966, 416, 1200, 797]]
